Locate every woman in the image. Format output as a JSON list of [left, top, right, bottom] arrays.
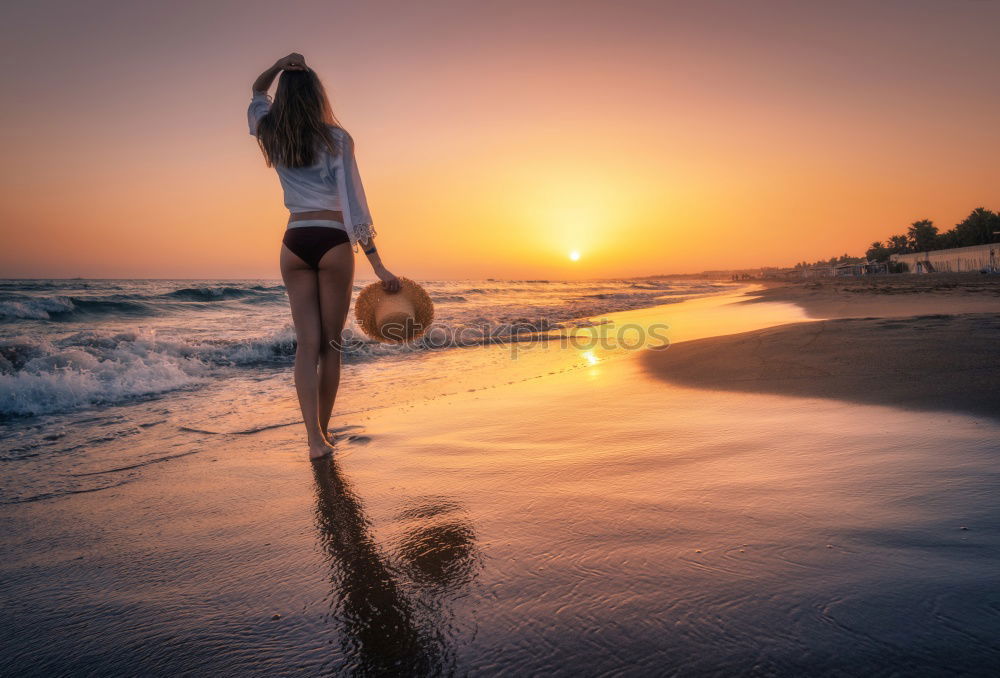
[[248, 53, 400, 459]]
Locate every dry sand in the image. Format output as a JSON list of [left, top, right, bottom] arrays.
[[646, 275, 1000, 420], [741, 273, 1000, 318]]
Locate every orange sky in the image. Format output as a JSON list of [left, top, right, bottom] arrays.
[[1, 0, 998, 279]]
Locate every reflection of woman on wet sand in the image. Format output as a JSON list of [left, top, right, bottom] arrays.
[[310, 458, 479, 675]]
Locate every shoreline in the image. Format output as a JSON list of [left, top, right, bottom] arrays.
[[644, 275, 1000, 421], [3, 279, 1000, 675], [740, 273, 1000, 318]]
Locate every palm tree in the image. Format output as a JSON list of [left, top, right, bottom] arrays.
[[887, 234, 909, 254], [907, 219, 940, 252], [866, 241, 889, 262]]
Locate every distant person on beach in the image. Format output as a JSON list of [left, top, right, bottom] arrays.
[[248, 53, 400, 459]]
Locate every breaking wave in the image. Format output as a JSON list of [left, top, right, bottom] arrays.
[[164, 285, 280, 302], [0, 286, 289, 321], [0, 278, 734, 416], [0, 328, 300, 417]]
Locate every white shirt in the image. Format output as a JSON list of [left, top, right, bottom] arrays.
[[247, 91, 375, 248]]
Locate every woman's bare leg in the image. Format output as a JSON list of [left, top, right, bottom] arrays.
[[281, 244, 336, 459], [316, 243, 355, 440]]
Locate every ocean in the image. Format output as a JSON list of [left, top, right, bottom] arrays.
[[0, 277, 730, 504]]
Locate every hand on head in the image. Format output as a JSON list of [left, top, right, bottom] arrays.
[[276, 53, 308, 71]]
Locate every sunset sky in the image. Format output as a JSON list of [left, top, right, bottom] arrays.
[[1, 0, 998, 279]]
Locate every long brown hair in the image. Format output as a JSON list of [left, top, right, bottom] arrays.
[[256, 69, 342, 168]]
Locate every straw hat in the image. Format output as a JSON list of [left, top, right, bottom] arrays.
[[354, 276, 434, 343]]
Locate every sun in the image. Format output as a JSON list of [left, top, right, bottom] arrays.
[[568, 250, 581, 262]]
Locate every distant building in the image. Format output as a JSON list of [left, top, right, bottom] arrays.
[[795, 262, 885, 278], [834, 263, 866, 277], [890, 243, 999, 273], [798, 266, 837, 279]]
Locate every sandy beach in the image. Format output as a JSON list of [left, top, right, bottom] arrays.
[[742, 274, 1000, 319], [3, 277, 1000, 676], [646, 275, 1000, 420]]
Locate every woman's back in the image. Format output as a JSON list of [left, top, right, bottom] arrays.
[[248, 91, 347, 214], [248, 90, 373, 247], [269, 129, 346, 214]]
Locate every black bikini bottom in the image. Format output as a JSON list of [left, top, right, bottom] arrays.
[[282, 226, 350, 270]]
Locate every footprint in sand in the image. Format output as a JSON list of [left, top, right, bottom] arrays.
[[326, 425, 372, 445]]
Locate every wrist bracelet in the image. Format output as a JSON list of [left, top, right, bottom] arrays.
[[363, 245, 377, 255]]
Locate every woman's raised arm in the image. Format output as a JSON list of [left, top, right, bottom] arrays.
[[252, 53, 307, 93]]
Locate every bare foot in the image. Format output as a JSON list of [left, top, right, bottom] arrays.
[[308, 439, 335, 460]]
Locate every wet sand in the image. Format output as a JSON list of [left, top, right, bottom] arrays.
[[644, 314, 1000, 420], [647, 275, 1000, 420], [3, 285, 1000, 676]]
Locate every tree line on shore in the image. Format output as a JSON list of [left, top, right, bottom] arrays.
[[864, 207, 1000, 263], [789, 207, 999, 271], [792, 253, 865, 270]]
